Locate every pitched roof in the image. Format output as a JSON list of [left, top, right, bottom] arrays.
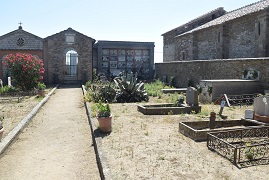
[[177, 0, 269, 37], [45, 27, 95, 42], [162, 7, 226, 36], [0, 27, 42, 41]]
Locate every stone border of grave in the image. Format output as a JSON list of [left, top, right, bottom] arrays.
[[0, 84, 59, 155], [179, 119, 262, 141], [82, 85, 111, 180]]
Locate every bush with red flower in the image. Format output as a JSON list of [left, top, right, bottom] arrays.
[[3, 53, 45, 90]]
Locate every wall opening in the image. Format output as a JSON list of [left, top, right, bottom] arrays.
[[65, 50, 78, 76]]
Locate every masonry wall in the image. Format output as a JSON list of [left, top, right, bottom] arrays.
[[195, 25, 223, 60], [227, 11, 267, 58], [155, 58, 269, 91], [163, 31, 176, 62], [175, 33, 193, 60]]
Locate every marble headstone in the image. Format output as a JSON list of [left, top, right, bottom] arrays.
[[186, 87, 199, 106], [253, 96, 269, 116]]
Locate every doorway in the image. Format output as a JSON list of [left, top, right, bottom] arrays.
[[65, 50, 78, 77]]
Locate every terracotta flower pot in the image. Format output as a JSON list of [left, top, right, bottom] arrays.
[[97, 116, 112, 133], [38, 90, 46, 97], [0, 127, 4, 142]]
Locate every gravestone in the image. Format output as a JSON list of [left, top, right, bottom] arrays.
[[253, 96, 269, 116], [186, 87, 199, 106], [8, 77, 11, 86], [245, 110, 254, 119]]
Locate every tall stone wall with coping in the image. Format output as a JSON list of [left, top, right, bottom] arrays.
[[155, 58, 269, 91]]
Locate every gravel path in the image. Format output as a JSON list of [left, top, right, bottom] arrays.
[[0, 85, 100, 180]]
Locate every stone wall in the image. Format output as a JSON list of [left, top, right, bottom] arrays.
[[195, 25, 223, 60], [155, 58, 269, 90], [227, 11, 266, 58], [175, 33, 193, 60]]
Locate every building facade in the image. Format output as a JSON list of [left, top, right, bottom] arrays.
[[0, 27, 154, 85], [93, 41, 155, 80], [162, 0, 269, 62]]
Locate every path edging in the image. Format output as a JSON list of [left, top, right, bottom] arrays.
[[82, 85, 112, 180], [0, 84, 59, 155]]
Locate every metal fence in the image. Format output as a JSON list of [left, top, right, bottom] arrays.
[[207, 126, 269, 168]]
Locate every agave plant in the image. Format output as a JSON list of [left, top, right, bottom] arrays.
[[114, 72, 149, 103]]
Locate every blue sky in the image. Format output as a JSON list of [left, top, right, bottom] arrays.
[[0, 0, 258, 62]]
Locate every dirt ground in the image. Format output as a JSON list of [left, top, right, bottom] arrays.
[[0, 85, 100, 180], [1, 88, 268, 179], [92, 97, 269, 180], [0, 95, 40, 139]]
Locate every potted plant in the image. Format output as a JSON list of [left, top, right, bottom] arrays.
[[96, 101, 112, 132], [37, 82, 46, 97], [0, 116, 4, 142]]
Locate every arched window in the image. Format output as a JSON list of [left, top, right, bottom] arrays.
[[65, 50, 78, 76]]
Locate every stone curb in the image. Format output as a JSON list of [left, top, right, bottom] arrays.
[[82, 85, 111, 180], [0, 84, 59, 155]]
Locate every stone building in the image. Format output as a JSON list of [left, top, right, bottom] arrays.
[[0, 26, 154, 85], [157, 0, 269, 90], [0, 26, 43, 84], [162, 0, 269, 62]]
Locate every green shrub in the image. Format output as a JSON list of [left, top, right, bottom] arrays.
[[96, 101, 111, 117], [145, 80, 165, 97], [0, 86, 19, 94], [3, 53, 45, 90], [86, 83, 116, 103]]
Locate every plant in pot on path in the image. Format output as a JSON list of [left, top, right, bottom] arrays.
[[0, 116, 4, 142], [96, 101, 112, 133], [37, 82, 46, 97]]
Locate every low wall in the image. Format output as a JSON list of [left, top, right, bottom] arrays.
[[155, 58, 269, 90]]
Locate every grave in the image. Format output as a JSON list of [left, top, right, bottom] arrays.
[[207, 126, 269, 168], [138, 87, 201, 115], [179, 119, 261, 141], [199, 79, 260, 103], [253, 96, 269, 123]]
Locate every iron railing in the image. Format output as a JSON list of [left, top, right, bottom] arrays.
[[207, 126, 269, 168]]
